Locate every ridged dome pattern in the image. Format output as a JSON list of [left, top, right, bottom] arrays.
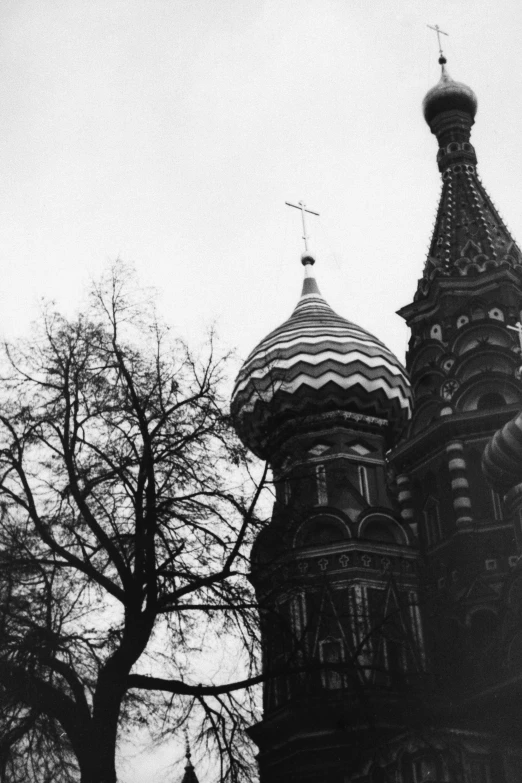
[[231, 275, 412, 458], [483, 411, 522, 494]]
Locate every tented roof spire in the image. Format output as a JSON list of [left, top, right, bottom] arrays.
[[179, 733, 200, 783], [415, 57, 522, 298]]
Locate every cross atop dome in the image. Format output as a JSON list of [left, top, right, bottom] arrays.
[[427, 23, 449, 61], [285, 200, 320, 267]]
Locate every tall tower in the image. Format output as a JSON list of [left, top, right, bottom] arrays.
[[231, 254, 423, 782], [231, 53, 522, 783], [390, 54, 522, 780]]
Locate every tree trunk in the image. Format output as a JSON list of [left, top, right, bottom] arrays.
[[77, 672, 127, 783], [80, 620, 153, 783]]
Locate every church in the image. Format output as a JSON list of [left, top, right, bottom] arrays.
[[228, 49, 522, 783]]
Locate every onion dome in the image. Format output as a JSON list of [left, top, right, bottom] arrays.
[[423, 56, 478, 125], [483, 411, 522, 495], [231, 259, 412, 459]]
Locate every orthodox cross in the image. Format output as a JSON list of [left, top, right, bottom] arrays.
[[427, 24, 449, 58], [508, 322, 522, 352], [285, 200, 320, 252]]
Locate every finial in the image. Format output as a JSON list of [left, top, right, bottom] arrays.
[[184, 728, 192, 765], [301, 250, 316, 275], [285, 200, 320, 257], [427, 24, 449, 63]]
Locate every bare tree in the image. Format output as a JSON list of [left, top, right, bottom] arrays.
[[0, 265, 270, 783]]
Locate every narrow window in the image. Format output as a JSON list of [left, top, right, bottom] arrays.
[[284, 479, 291, 505], [316, 464, 327, 505], [491, 489, 503, 521], [423, 499, 441, 546], [358, 465, 370, 502]]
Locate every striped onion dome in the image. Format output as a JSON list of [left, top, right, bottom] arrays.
[[483, 411, 522, 494], [231, 265, 412, 459]]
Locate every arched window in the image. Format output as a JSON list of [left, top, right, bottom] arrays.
[[360, 515, 405, 544], [460, 381, 520, 412], [477, 392, 506, 410], [297, 514, 349, 548], [301, 519, 345, 546], [364, 520, 398, 543]]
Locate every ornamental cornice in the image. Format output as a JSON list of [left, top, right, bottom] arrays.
[[399, 268, 522, 324], [252, 547, 419, 585], [269, 409, 388, 463], [390, 405, 521, 472]]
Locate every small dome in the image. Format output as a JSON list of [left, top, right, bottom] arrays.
[[231, 273, 412, 459], [483, 410, 522, 494], [423, 58, 478, 125]]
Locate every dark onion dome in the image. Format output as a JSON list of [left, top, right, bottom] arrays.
[[483, 410, 522, 495], [231, 266, 412, 459], [423, 56, 478, 125]]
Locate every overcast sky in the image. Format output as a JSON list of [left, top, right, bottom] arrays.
[[3, 0, 522, 377], [2, 0, 522, 779]]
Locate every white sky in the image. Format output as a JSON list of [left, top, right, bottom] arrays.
[[2, 0, 522, 780], [3, 0, 522, 375]]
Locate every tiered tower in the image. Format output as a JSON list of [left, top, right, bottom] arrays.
[[390, 54, 522, 780], [232, 257, 424, 782], [231, 53, 522, 783]]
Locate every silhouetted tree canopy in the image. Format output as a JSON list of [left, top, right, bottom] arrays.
[[0, 265, 269, 783]]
